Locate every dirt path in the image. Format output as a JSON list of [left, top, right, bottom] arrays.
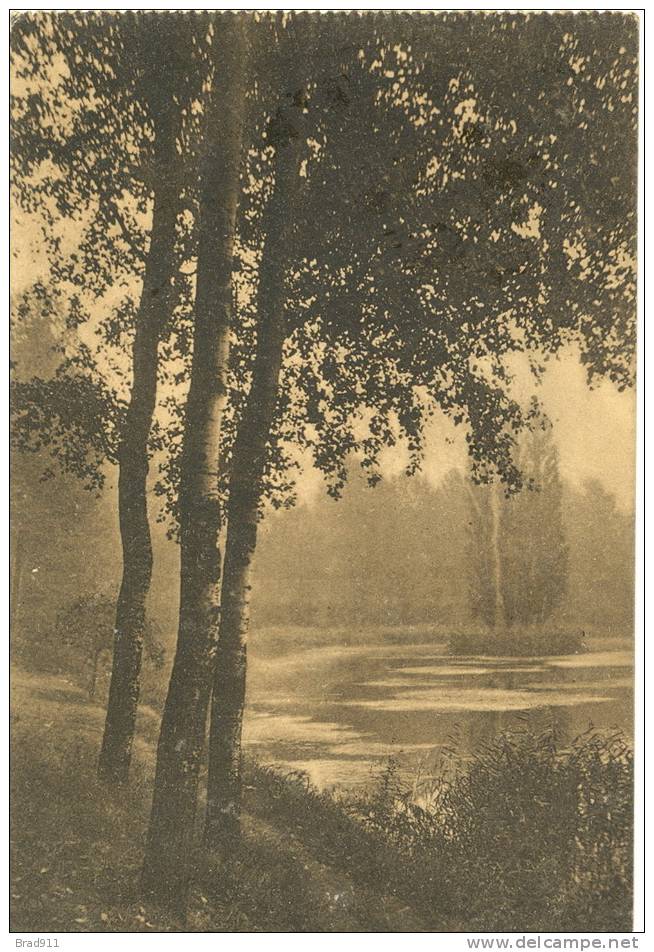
[[242, 812, 426, 932]]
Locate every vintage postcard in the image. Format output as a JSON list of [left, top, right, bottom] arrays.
[[10, 8, 639, 937]]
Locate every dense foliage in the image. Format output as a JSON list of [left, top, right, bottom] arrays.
[[11, 12, 638, 511], [247, 725, 633, 931]]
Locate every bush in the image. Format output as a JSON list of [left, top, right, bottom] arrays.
[[18, 593, 166, 700], [347, 725, 633, 931], [448, 628, 587, 657], [12, 667, 632, 932]]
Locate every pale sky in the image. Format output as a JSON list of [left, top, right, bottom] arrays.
[[527, 351, 635, 509]]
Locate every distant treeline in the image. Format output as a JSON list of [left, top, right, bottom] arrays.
[[250, 471, 634, 636], [11, 447, 633, 661]]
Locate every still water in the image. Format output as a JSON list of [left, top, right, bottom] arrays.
[[242, 632, 634, 790]]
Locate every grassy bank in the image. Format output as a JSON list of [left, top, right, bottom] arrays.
[[11, 667, 632, 932]]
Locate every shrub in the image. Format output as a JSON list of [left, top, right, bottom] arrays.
[[52, 592, 165, 698], [244, 725, 632, 930], [348, 725, 633, 931], [448, 628, 587, 657]]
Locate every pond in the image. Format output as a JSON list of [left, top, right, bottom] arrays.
[[242, 631, 634, 790]]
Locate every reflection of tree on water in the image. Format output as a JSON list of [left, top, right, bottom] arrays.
[[407, 697, 577, 811], [483, 662, 568, 691], [442, 662, 572, 760], [246, 642, 629, 793]]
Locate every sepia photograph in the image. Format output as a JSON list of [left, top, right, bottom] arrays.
[[9, 8, 639, 935]]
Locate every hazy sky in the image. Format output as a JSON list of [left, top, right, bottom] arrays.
[[528, 352, 635, 509]]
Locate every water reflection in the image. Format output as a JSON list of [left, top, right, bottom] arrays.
[[243, 634, 633, 790]]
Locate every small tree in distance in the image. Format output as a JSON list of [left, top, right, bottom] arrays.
[[463, 421, 569, 654], [501, 424, 568, 631], [55, 593, 164, 699]]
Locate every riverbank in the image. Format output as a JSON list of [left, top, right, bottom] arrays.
[[10, 667, 632, 932]]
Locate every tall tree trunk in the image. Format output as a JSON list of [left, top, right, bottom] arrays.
[[10, 532, 23, 633], [205, 85, 304, 851], [97, 107, 179, 785], [141, 15, 249, 911]]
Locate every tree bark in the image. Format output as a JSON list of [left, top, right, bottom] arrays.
[[97, 106, 179, 785], [205, 85, 304, 851], [141, 15, 249, 911]]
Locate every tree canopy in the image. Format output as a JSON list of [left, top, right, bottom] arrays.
[[11, 12, 637, 512]]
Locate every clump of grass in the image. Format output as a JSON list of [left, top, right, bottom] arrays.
[[11, 671, 419, 932], [448, 627, 587, 657], [244, 764, 392, 883]]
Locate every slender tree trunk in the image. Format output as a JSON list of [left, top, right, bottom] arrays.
[[10, 532, 23, 633], [141, 15, 249, 911], [97, 108, 179, 785], [205, 85, 304, 851]]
